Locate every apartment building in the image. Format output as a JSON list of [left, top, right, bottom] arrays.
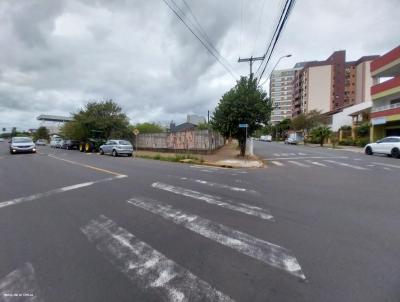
[[269, 68, 299, 124], [292, 51, 378, 117], [370, 45, 400, 140]]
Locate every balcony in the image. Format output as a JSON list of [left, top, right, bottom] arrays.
[[371, 75, 400, 102], [371, 46, 400, 77], [371, 102, 400, 113]]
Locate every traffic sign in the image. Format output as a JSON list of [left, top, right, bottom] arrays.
[[133, 128, 140, 136], [239, 124, 248, 128]]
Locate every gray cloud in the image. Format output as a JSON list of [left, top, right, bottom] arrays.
[[0, 0, 398, 130]]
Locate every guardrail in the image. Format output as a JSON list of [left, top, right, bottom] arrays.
[[371, 102, 400, 113]]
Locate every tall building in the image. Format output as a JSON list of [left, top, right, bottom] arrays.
[[370, 45, 400, 140], [292, 51, 378, 117], [269, 67, 299, 124]]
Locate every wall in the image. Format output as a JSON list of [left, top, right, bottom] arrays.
[[307, 65, 332, 113], [137, 130, 225, 152], [355, 60, 374, 104]]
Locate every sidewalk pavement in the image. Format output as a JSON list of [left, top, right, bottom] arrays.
[[136, 141, 264, 168], [303, 143, 364, 153]]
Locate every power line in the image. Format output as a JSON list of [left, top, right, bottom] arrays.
[[254, 0, 290, 78], [257, 0, 296, 84], [180, 0, 236, 73], [251, 0, 267, 56], [161, 0, 238, 81]]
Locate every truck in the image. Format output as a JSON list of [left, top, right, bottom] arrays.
[[260, 135, 272, 142], [78, 130, 107, 153]]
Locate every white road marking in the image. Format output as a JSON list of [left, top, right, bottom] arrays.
[[0, 175, 127, 210], [288, 161, 310, 167], [179, 177, 257, 194], [353, 158, 362, 161], [305, 160, 327, 167], [367, 164, 375, 167], [273, 153, 281, 157], [372, 162, 400, 169], [263, 156, 348, 161], [0, 263, 43, 302], [151, 182, 273, 221], [289, 153, 296, 156], [298, 153, 307, 156], [48, 154, 127, 177], [281, 153, 289, 156], [128, 198, 306, 280], [271, 161, 284, 167], [323, 160, 368, 170], [383, 167, 392, 171], [190, 165, 222, 170], [201, 170, 214, 173], [81, 215, 234, 302]]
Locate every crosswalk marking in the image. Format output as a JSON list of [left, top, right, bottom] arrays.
[[273, 153, 281, 157], [288, 161, 310, 167], [264, 156, 348, 160], [298, 153, 307, 156], [323, 160, 368, 170], [128, 198, 306, 280], [180, 177, 257, 194], [372, 162, 400, 169], [0, 263, 43, 302], [81, 216, 234, 302], [151, 182, 273, 221], [271, 161, 284, 166], [305, 160, 327, 167]]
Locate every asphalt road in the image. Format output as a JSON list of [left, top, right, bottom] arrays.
[[0, 141, 399, 302]]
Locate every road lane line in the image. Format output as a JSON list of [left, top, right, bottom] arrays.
[[271, 161, 284, 166], [81, 215, 234, 302], [263, 156, 348, 160], [0, 263, 43, 302], [273, 153, 281, 157], [305, 160, 327, 167], [151, 182, 273, 221], [288, 161, 310, 167], [323, 160, 368, 170], [48, 154, 126, 177], [179, 177, 258, 194], [128, 198, 305, 280], [298, 153, 307, 156], [372, 162, 400, 169], [383, 167, 392, 171], [0, 175, 127, 210]]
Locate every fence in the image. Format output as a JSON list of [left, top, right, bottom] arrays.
[[136, 130, 225, 153]]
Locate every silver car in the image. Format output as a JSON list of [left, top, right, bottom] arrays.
[[10, 137, 36, 154], [99, 140, 133, 157]]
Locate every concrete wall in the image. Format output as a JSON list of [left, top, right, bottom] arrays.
[[307, 65, 332, 113], [137, 130, 225, 152]]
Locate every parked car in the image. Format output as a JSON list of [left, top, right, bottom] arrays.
[[285, 137, 298, 145], [364, 136, 400, 158], [0, 138, 4, 142], [99, 140, 133, 157], [35, 139, 47, 146], [50, 137, 62, 148], [61, 139, 80, 150], [9, 137, 36, 154], [260, 135, 272, 142]]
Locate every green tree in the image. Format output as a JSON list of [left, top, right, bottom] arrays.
[[132, 122, 165, 134], [196, 122, 211, 130], [211, 77, 272, 156], [291, 110, 324, 143], [310, 126, 332, 146], [276, 118, 292, 139], [61, 100, 130, 140], [33, 126, 50, 141]]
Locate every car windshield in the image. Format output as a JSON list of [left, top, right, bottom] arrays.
[[119, 140, 131, 145], [13, 137, 32, 143]]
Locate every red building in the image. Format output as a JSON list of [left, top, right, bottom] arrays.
[[370, 46, 400, 140]]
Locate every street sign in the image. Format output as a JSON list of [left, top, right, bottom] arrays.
[[239, 124, 248, 128], [133, 128, 140, 136]]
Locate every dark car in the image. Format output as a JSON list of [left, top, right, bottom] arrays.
[[61, 139, 80, 150]]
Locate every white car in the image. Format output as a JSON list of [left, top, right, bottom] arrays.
[[364, 136, 400, 158], [99, 140, 133, 157], [50, 138, 62, 148]]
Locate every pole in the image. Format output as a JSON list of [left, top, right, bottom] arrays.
[[238, 55, 265, 79], [207, 110, 210, 124]]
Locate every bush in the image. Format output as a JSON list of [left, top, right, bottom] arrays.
[[340, 125, 352, 131], [355, 123, 370, 137], [339, 138, 355, 146], [355, 138, 370, 147]]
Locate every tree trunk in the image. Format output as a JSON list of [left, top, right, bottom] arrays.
[[320, 136, 324, 147], [238, 138, 246, 157]]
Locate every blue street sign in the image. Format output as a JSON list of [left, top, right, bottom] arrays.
[[239, 123, 248, 128]]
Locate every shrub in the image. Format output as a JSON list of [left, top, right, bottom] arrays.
[[355, 138, 370, 147]]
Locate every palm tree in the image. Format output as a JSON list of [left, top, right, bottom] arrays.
[[311, 126, 332, 147]]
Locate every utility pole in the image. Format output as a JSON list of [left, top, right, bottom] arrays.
[[238, 55, 265, 79]]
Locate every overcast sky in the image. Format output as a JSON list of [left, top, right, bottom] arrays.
[[0, 0, 399, 130]]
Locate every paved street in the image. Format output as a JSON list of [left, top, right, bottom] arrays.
[[1, 141, 399, 302]]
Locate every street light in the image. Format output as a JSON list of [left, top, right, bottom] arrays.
[[259, 54, 292, 87]]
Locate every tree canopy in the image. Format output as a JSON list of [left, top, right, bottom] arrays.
[[33, 126, 49, 141], [211, 77, 272, 156], [132, 122, 164, 134], [61, 100, 130, 140]]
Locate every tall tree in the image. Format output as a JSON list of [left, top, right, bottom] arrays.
[[310, 126, 332, 146], [33, 126, 49, 141], [61, 100, 130, 140], [132, 122, 165, 134], [211, 77, 272, 156]]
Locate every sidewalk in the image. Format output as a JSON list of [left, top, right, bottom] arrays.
[[303, 143, 364, 153], [135, 141, 264, 168]]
